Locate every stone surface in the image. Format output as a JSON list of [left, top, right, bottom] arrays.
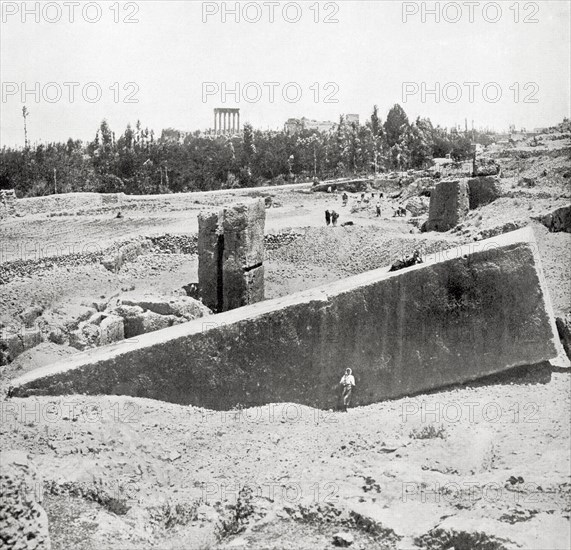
[[101, 238, 151, 272], [1, 328, 42, 363], [18, 306, 44, 328], [121, 310, 177, 339], [405, 196, 429, 217], [9, 229, 560, 410], [555, 313, 571, 360], [539, 205, 571, 233], [0, 189, 17, 219], [426, 179, 469, 232], [120, 295, 211, 320], [197, 212, 221, 312], [415, 513, 569, 550], [467, 176, 502, 209], [69, 322, 100, 350], [99, 315, 125, 345], [472, 158, 501, 177], [0, 450, 51, 550], [221, 199, 265, 273], [198, 200, 265, 312]]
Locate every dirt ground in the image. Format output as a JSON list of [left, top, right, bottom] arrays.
[[1, 134, 570, 549]]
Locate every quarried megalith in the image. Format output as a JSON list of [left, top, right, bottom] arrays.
[[9, 228, 562, 410], [426, 179, 469, 232], [198, 199, 265, 312]]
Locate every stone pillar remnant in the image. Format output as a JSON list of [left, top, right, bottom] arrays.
[[198, 199, 265, 312], [426, 179, 469, 232]]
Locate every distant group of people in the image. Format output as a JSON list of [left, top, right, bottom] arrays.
[[325, 209, 339, 226], [326, 188, 415, 223]]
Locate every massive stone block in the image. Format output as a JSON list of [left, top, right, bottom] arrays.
[[8, 228, 561, 410], [468, 176, 502, 209], [427, 179, 469, 232], [198, 200, 265, 312]]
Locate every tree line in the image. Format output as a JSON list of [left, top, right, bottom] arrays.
[[0, 104, 492, 197]]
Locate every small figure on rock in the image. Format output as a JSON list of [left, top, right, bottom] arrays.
[[376, 200, 381, 217], [339, 368, 355, 412], [325, 209, 331, 226], [389, 249, 423, 272], [342, 192, 348, 206]]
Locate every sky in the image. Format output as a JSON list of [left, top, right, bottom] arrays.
[[1, 0, 570, 147]]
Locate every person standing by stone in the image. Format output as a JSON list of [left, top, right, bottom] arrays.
[[375, 200, 381, 217], [325, 209, 331, 226], [331, 210, 339, 226], [339, 368, 355, 411]]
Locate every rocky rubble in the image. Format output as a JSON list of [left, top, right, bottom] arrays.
[[101, 238, 153, 273], [68, 295, 212, 348], [405, 196, 429, 216], [537, 205, 571, 233], [472, 157, 501, 177], [0, 326, 42, 366], [0, 451, 51, 550], [264, 230, 304, 251]]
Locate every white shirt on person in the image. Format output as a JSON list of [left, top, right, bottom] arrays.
[[340, 374, 355, 386]]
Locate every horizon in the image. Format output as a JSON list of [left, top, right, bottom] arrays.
[[1, 1, 570, 148], [5, 106, 568, 151]]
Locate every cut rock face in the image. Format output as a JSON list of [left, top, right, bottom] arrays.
[[467, 176, 502, 209], [198, 199, 266, 312], [426, 179, 469, 232], [9, 228, 561, 410], [539, 205, 571, 233]]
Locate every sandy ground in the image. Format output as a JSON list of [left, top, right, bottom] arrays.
[[1, 138, 570, 549]]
